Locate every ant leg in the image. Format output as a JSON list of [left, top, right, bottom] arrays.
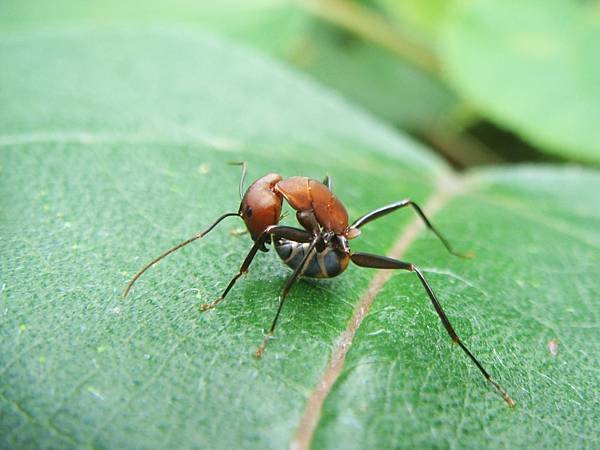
[[350, 199, 471, 258], [255, 236, 320, 358], [350, 252, 515, 407], [322, 174, 332, 191], [200, 226, 312, 311]]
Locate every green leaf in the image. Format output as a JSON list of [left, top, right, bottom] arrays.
[[0, 0, 310, 64], [1, 28, 598, 450], [0, 0, 458, 133], [313, 165, 600, 448], [0, 27, 442, 450], [441, 0, 600, 163], [374, 0, 455, 41], [289, 25, 457, 132]]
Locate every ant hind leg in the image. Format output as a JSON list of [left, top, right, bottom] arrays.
[[350, 252, 515, 407]]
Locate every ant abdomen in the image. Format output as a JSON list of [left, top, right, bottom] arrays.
[[274, 237, 350, 278]]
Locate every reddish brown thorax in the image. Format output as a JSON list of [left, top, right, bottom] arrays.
[[275, 177, 349, 234], [239, 174, 350, 241]]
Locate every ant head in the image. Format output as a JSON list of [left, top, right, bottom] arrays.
[[239, 173, 283, 243]]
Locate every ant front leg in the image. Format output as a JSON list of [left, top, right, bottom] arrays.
[[255, 236, 321, 358], [350, 252, 515, 407], [200, 226, 312, 311], [350, 199, 471, 258]]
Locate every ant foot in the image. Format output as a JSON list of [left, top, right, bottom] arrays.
[[199, 299, 219, 312], [254, 332, 273, 359]]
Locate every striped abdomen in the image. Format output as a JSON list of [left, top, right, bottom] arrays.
[[274, 238, 350, 278]]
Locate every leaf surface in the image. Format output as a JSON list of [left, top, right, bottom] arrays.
[[312, 166, 600, 448], [441, 0, 600, 162], [1, 28, 598, 450]]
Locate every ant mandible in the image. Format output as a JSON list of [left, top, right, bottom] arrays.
[[124, 162, 515, 407]]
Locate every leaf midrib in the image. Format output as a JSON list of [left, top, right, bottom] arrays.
[[291, 173, 464, 449]]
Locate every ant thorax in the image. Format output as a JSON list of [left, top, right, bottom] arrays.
[[273, 235, 350, 279]]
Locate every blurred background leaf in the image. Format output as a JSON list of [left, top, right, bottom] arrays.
[[375, 0, 454, 39], [0, 0, 507, 167], [441, 0, 600, 163], [1, 0, 599, 166]]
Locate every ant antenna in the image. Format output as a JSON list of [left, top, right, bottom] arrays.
[[228, 161, 247, 200], [123, 212, 241, 298]]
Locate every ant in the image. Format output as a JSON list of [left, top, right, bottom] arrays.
[[124, 162, 515, 407]]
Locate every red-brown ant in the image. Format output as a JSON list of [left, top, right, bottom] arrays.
[[124, 163, 515, 407]]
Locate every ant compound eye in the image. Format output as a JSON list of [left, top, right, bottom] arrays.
[[244, 206, 253, 217]]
